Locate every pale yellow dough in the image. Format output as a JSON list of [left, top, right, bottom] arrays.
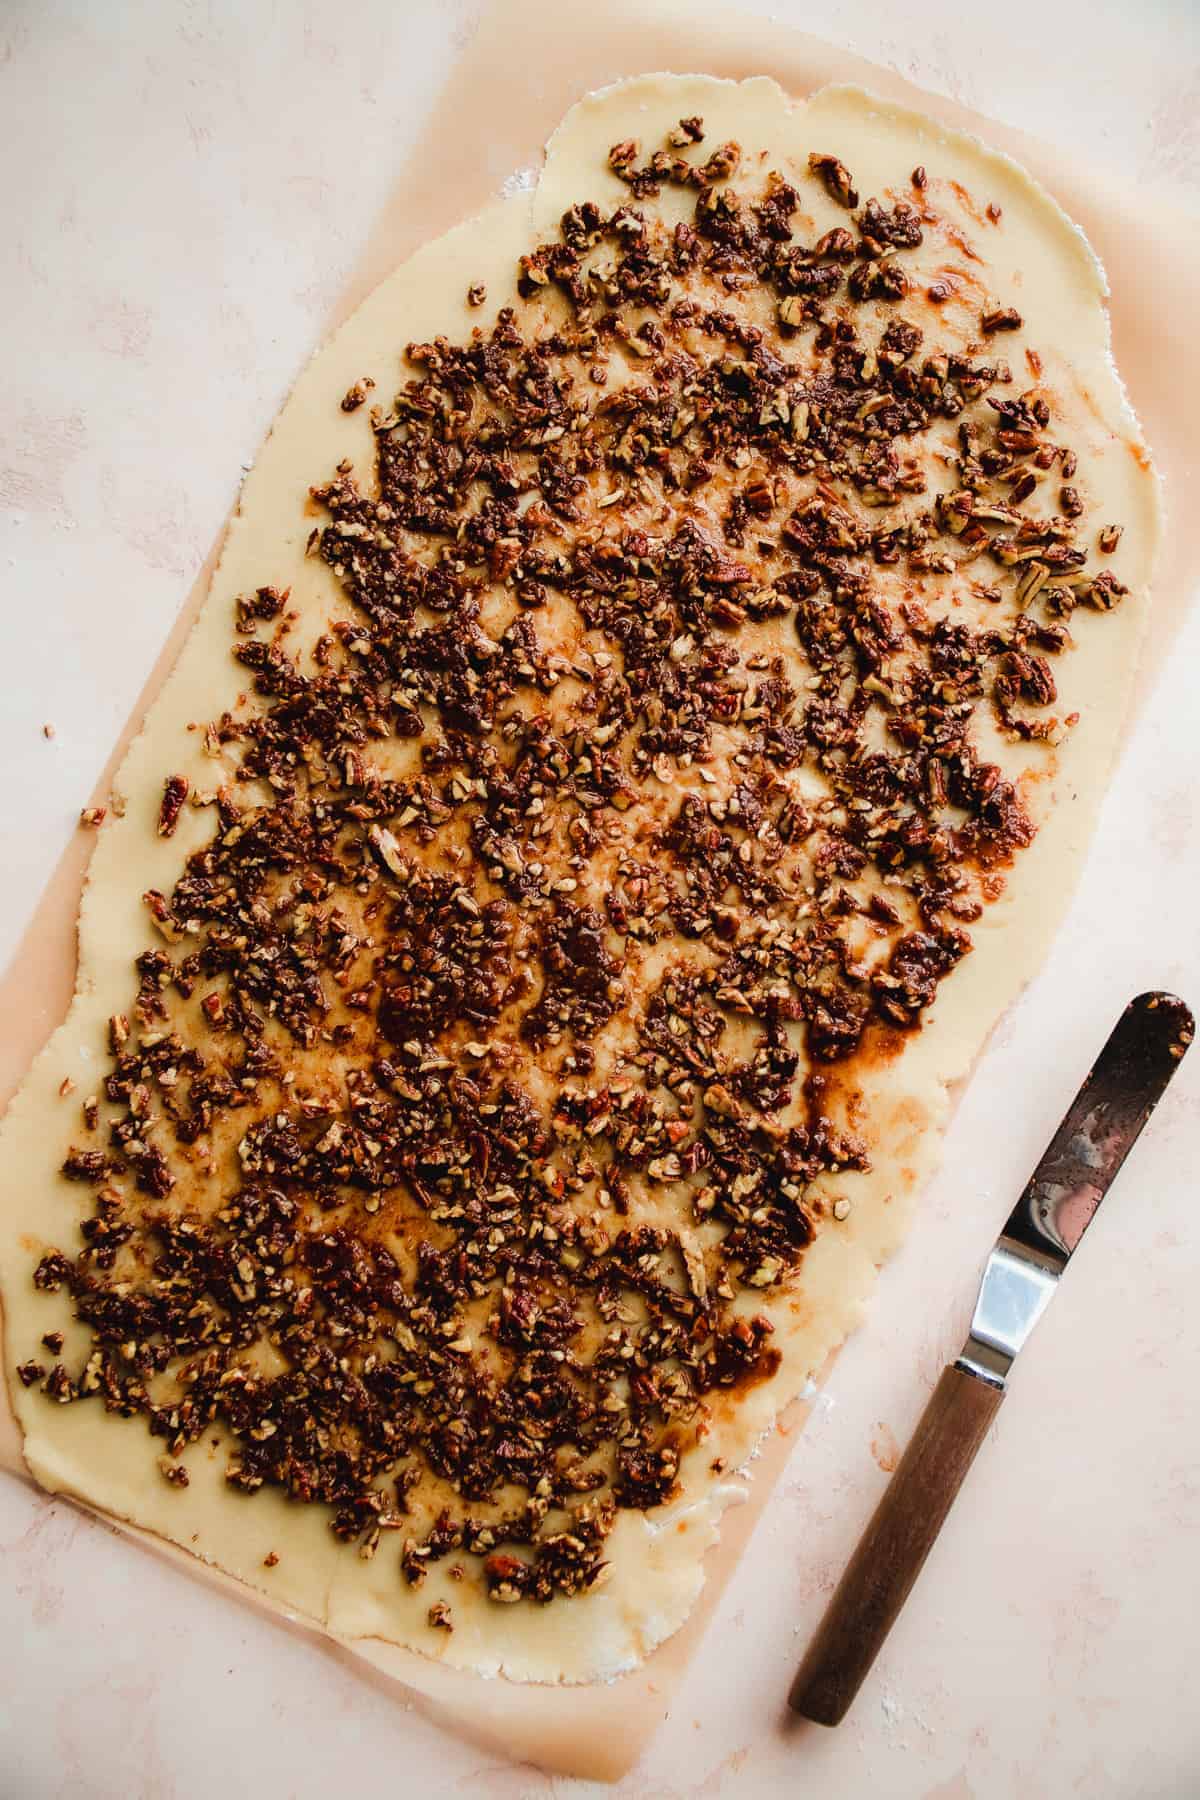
[[0, 75, 1157, 1683]]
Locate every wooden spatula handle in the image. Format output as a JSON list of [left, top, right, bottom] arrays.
[[789, 1362, 1004, 1726]]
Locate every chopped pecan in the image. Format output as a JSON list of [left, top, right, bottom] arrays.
[[808, 152, 858, 208], [157, 775, 189, 838]]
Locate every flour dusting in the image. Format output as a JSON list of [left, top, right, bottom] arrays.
[[500, 164, 537, 197]]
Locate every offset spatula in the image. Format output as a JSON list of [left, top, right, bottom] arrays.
[[789, 990, 1193, 1727]]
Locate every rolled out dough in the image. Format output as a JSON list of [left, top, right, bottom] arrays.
[[0, 73, 1156, 1692]]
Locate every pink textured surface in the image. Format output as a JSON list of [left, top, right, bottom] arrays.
[[2, 4, 1199, 1795]]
